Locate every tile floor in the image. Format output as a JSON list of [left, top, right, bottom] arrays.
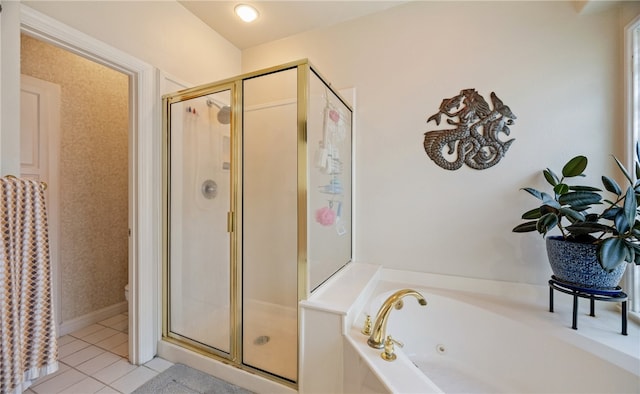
[[25, 313, 174, 394]]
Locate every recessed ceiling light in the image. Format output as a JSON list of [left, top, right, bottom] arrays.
[[234, 4, 259, 23]]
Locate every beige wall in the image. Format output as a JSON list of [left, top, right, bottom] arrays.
[[21, 34, 128, 321], [242, 1, 640, 285], [2, 1, 242, 173], [22, 0, 241, 86]]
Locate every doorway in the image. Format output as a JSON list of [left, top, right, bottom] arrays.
[[19, 5, 159, 365], [20, 34, 130, 343]]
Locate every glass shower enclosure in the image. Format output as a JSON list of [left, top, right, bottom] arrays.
[[162, 60, 352, 386]]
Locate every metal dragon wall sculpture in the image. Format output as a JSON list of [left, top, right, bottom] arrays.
[[423, 89, 516, 170]]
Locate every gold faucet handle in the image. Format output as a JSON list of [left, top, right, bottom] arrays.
[[361, 315, 372, 335], [381, 335, 403, 361], [387, 335, 403, 348]]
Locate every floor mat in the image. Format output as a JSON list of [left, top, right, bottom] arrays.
[[132, 363, 254, 394]]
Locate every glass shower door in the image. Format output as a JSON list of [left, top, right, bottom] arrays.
[[167, 89, 232, 355], [242, 68, 298, 382]]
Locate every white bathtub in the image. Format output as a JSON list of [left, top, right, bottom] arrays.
[[344, 279, 640, 394]]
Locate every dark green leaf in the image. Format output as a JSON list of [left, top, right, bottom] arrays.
[[601, 176, 622, 195], [566, 222, 612, 235], [627, 247, 635, 266], [571, 205, 594, 212], [569, 185, 602, 192], [623, 186, 637, 232], [625, 239, 640, 251], [602, 207, 620, 220], [553, 183, 569, 195], [522, 208, 542, 220], [558, 191, 601, 207], [543, 169, 559, 186], [613, 155, 633, 185], [585, 213, 599, 222], [522, 188, 543, 200], [537, 213, 558, 235], [562, 156, 587, 177], [614, 211, 630, 233], [559, 207, 585, 222], [540, 204, 560, 215], [598, 238, 629, 272], [541, 197, 561, 210], [512, 221, 538, 233]]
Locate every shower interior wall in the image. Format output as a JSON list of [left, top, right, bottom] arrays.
[[169, 93, 231, 353]]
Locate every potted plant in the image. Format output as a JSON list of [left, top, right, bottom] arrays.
[[512, 146, 640, 289]]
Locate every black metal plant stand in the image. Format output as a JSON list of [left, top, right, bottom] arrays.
[[548, 276, 628, 335]]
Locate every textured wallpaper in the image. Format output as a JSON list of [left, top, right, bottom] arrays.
[[21, 35, 129, 322]]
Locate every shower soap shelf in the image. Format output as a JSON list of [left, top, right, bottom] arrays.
[[548, 276, 627, 335]]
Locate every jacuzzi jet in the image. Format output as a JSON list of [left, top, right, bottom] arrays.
[[436, 344, 447, 354], [254, 335, 270, 345]]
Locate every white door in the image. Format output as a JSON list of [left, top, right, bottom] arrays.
[[20, 74, 61, 334]]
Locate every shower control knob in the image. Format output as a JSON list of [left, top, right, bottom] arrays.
[[202, 180, 218, 199]]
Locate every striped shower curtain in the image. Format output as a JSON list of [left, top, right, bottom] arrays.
[[0, 177, 58, 394]]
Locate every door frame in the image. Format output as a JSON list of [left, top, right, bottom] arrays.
[[19, 6, 159, 364]]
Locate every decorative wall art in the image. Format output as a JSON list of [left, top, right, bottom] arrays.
[[423, 89, 516, 170]]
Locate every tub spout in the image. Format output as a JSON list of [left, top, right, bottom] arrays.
[[367, 289, 427, 349]]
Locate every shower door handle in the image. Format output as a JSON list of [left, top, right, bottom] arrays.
[[227, 211, 234, 233]]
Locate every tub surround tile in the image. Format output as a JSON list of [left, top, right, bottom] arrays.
[[304, 262, 381, 314]]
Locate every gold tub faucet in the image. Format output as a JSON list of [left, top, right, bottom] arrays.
[[367, 289, 427, 349]]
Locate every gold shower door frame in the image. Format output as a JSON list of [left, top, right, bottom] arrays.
[[161, 59, 353, 387], [162, 79, 240, 364]]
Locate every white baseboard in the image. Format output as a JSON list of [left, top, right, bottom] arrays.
[[58, 301, 128, 337]]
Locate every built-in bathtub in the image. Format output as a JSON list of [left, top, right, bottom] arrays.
[[347, 283, 639, 393], [300, 263, 640, 394]]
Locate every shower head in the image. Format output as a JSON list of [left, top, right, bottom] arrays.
[[206, 98, 231, 125]]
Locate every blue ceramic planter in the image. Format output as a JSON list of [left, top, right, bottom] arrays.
[[546, 236, 627, 289]]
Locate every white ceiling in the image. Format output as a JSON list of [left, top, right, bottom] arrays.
[[178, 1, 407, 50]]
